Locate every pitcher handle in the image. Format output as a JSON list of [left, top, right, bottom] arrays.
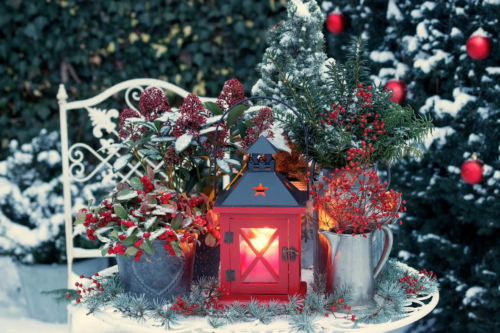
[[373, 225, 393, 278]]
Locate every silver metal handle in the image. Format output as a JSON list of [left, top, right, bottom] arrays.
[[373, 225, 393, 278]]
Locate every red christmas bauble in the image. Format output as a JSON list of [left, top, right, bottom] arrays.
[[466, 35, 492, 60], [326, 13, 346, 34], [384, 80, 407, 103], [461, 159, 484, 184]]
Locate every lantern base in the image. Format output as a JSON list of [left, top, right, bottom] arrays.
[[219, 282, 307, 304]]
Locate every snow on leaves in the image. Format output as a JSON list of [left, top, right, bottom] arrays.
[[175, 133, 193, 153]]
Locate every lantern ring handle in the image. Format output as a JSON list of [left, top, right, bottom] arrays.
[[212, 96, 309, 199]]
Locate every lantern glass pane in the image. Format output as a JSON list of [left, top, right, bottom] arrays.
[[239, 228, 279, 283]]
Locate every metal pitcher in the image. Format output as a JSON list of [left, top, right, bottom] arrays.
[[319, 226, 393, 308]]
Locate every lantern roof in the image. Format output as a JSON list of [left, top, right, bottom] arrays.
[[214, 168, 308, 208], [246, 135, 278, 154]]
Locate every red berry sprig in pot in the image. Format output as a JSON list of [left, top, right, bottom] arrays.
[[73, 175, 218, 262]]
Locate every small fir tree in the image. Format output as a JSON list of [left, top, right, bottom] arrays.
[[252, 0, 327, 114]]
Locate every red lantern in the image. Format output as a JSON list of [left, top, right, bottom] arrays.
[[466, 35, 492, 60], [461, 153, 484, 184], [213, 136, 307, 303], [326, 13, 346, 34], [384, 80, 407, 103]]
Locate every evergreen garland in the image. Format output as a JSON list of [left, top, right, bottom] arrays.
[[58, 259, 438, 331]]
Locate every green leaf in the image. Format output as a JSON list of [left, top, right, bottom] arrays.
[[245, 119, 255, 128], [143, 238, 154, 255], [113, 204, 128, 219], [74, 216, 86, 225], [179, 167, 190, 180], [238, 120, 248, 140], [121, 253, 131, 260], [226, 105, 245, 128], [217, 159, 232, 174], [170, 213, 183, 231], [110, 230, 119, 241], [122, 234, 137, 246], [175, 133, 193, 153], [117, 189, 138, 201], [126, 247, 138, 256], [130, 177, 143, 190], [204, 101, 223, 115], [101, 244, 111, 256], [113, 153, 133, 173], [96, 233, 110, 243]]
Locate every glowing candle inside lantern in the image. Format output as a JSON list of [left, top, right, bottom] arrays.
[[240, 228, 279, 283]]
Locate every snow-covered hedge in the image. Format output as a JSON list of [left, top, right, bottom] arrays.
[[0, 130, 105, 264]]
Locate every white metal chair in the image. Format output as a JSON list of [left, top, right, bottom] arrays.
[[57, 79, 217, 290]]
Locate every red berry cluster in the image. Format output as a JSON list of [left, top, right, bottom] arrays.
[[138, 87, 171, 122], [325, 298, 355, 322], [216, 78, 246, 112], [141, 176, 154, 193], [241, 107, 275, 149], [315, 83, 389, 147], [172, 94, 207, 139], [66, 273, 105, 304], [118, 109, 143, 142], [170, 285, 225, 315], [309, 145, 405, 235], [398, 270, 437, 299]]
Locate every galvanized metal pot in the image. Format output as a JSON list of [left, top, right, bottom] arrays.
[[313, 165, 390, 280], [116, 240, 195, 301], [193, 234, 220, 281], [319, 226, 393, 308]]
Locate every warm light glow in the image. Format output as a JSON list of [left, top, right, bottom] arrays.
[[240, 228, 279, 283]]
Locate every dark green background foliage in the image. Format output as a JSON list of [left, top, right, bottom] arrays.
[[0, 0, 289, 159]]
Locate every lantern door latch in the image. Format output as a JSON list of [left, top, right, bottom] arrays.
[[224, 232, 233, 244], [282, 246, 298, 262]]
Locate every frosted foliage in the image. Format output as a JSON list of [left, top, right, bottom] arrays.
[[0, 130, 103, 264], [252, 0, 326, 114], [424, 126, 456, 150], [420, 88, 476, 119], [387, 0, 403, 21], [370, 51, 396, 63], [414, 50, 452, 73]]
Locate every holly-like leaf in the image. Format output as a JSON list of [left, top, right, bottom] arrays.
[[170, 213, 183, 231], [226, 105, 245, 128], [149, 228, 167, 241], [113, 204, 128, 219], [144, 217, 158, 230], [122, 236, 136, 246], [216, 159, 231, 174], [130, 177, 143, 190], [113, 153, 133, 173], [151, 136, 176, 142], [175, 133, 193, 153], [101, 244, 111, 256], [143, 238, 154, 255], [117, 189, 138, 201], [96, 233, 110, 243], [204, 101, 223, 115], [179, 167, 190, 180], [205, 233, 218, 247], [87, 199, 94, 210], [73, 216, 86, 225], [125, 247, 138, 256], [238, 120, 248, 140], [224, 158, 242, 167]]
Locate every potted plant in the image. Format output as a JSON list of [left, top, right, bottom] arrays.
[[310, 144, 405, 308], [0, 130, 108, 323], [75, 168, 218, 300]]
